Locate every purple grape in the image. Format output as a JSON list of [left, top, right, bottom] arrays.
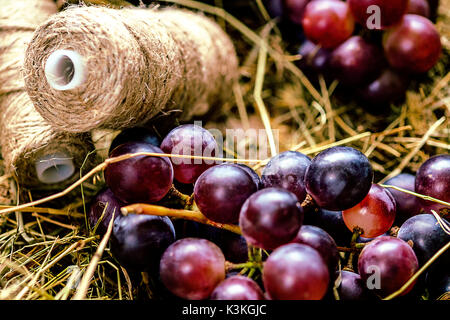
[[159, 238, 226, 300], [194, 164, 257, 224], [337, 270, 372, 300], [261, 151, 311, 202], [348, 0, 409, 29], [329, 36, 384, 87], [263, 243, 329, 300], [230, 163, 263, 190], [397, 214, 450, 266], [160, 124, 218, 184], [110, 214, 176, 272], [297, 40, 331, 76], [109, 127, 160, 155], [358, 236, 419, 296], [105, 142, 174, 204], [88, 188, 124, 235], [284, 0, 311, 25], [358, 69, 410, 111], [210, 275, 265, 300], [239, 188, 304, 250], [305, 146, 373, 211], [407, 0, 430, 17], [415, 154, 450, 214], [291, 225, 339, 275], [384, 173, 421, 223]]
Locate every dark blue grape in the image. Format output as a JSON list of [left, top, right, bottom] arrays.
[[109, 127, 160, 155], [303, 208, 353, 247], [110, 214, 176, 272], [397, 214, 450, 266], [305, 146, 373, 211]]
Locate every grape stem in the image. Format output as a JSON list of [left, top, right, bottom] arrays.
[[121, 203, 242, 235], [226, 261, 263, 272], [343, 227, 362, 272], [380, 184, 450, 209]]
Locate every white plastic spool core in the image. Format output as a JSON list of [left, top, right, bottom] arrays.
[[35, 152, 75, 184], [44, 50, 86, 90]]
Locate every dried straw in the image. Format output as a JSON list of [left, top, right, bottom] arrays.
[[23, 5, 239, 132]]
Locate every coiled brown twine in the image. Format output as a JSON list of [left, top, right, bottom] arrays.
[[24, 5, 239, 133], [0, 0, 96, 190]]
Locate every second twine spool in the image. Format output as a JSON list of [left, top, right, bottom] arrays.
[[24, 5, 239, 133]]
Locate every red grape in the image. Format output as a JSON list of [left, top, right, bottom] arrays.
[[305, 146, 373, 211], [415, 154, 450, 214], [194, 164, 257, 224], [384, 173, 421, 223], [383, 14, 441, 73], [159, 238, 226, 300], [329, 36, 384, 87], [358, 236, 419, 296], [263, 243, 329, 300], [88, 188, 124, 235], [302, 0, 355, 49], [110, 214, 176, 272], [291, 225, 339, 276], [348, 0, 409, 29], [160, 124, 218, 184], [105, 142, 173, 204], [407, 0, 430, 17], [342, 184, 396, 238], [397, 214, 450, 266], [239, 188, 304, 250], [210, 275, 265, 300], [261, 151, 311, 202]]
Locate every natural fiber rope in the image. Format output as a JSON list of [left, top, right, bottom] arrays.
[[23, 5, 239, 133], [0, 0, 96, 189]]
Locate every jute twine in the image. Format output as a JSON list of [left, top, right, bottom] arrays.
[[0, 0, 96, 189], [24, 5, 239, 133]]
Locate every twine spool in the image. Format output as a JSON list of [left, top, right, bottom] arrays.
[[0, 0, 96, 189], [23, 5, 239, 133]]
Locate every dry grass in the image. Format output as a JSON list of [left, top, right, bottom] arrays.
[[0, 0, 448, 300]]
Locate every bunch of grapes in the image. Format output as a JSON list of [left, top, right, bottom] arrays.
[[88, 123, 449, 300], [269, 0, 442, 111]]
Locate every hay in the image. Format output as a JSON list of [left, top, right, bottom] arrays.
[[0, 0, 448, 300]]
